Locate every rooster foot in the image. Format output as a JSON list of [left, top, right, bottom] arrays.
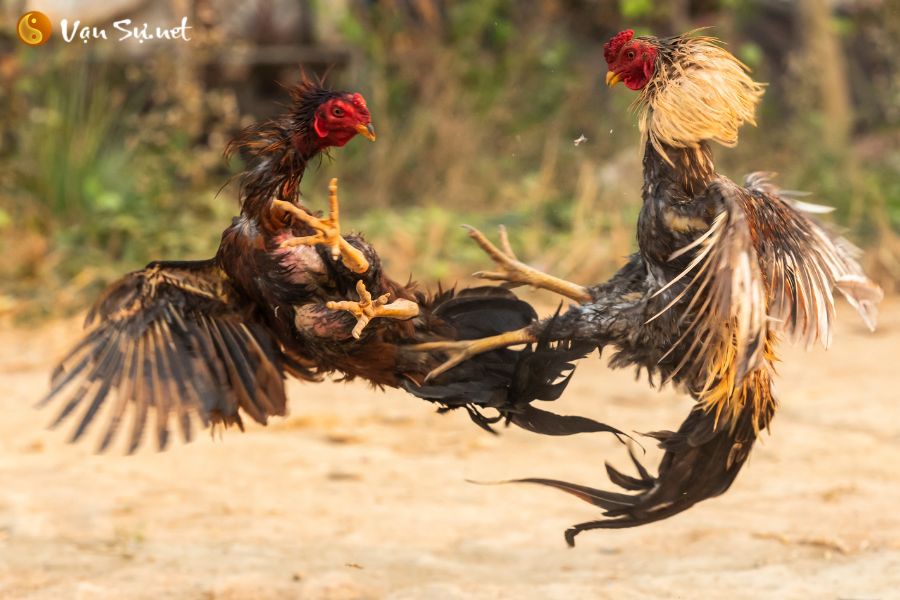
[[409, 327, 537, 381], [465, 225, 591, 304], [327, 280, 420, 339], [274, 178, 370, 274]]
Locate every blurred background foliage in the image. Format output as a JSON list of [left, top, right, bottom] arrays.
[[0, 0, 898, 320]]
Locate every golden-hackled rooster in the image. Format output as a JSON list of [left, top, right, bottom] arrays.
[[410, 29, 883, 544]]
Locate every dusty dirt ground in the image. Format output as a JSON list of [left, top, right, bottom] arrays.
[[1, 300, 899, 600]]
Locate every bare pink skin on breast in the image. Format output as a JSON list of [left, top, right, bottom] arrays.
[[270, 231, 329, 286], [293, 304, 354, 340]]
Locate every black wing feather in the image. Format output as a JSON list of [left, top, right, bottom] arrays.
[[42, 259, 290, 452]]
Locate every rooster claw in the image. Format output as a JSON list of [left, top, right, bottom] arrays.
[[464, 225, 591, 304], [327, 280, 419, 339], [410, 327, 537, 381], [273, 178, 370, 274]]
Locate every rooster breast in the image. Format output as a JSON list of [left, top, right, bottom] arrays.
[[270, 230, 329, 286]]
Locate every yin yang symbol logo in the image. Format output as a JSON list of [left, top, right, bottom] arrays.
[[17, 11, 52, 46]]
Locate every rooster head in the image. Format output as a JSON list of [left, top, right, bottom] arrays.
[[227, 77, 377, 211], [310, 92, 375, 147], [229, 78, 376, 165], [603, 29, 657, 90], [284, 79, 375, 154], [601, 29, 765, 154]]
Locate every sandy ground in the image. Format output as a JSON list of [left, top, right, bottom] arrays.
[[1, 300, 899, 600]]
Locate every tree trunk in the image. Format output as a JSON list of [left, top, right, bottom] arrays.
[[798, 0, 852, 151]]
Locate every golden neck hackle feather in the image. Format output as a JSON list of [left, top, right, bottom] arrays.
[[636, 35, 766, 163]]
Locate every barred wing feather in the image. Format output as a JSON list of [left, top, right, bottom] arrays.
[[41, 259, 290, 453]]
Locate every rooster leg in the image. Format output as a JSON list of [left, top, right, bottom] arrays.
[[327, 280, 419, 339], [275, 178, 370, 274], [410, 327, 537, 381], [466, 225, 591, 303]]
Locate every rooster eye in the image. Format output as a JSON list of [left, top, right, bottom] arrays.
[[332, 106, 345, 117], [626, 50, 636, 60]]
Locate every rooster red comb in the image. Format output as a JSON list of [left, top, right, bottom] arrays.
[[604, 29, 634, 64]]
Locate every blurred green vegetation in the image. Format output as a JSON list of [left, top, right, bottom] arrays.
[[1, 0, 898, 321], [0, 46, 241, 316]]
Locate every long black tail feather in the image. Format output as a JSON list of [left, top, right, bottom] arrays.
[[515, 393, 775, 545]]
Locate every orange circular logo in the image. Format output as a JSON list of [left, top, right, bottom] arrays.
[[17, 11, 52, 46]]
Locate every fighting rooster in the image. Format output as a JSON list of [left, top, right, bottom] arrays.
[[42, 79, 583, 453], [411, 30, 883, 544]]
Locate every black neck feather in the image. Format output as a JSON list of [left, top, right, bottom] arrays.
[[226, 81, 341, 218]]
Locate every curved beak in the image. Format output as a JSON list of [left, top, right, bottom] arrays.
[[605, 71, 622, 87], [356, 123, 376, 142]]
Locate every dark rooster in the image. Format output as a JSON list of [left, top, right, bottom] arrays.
[[411, 30, 883, 544], [42, 78, 588, 453]]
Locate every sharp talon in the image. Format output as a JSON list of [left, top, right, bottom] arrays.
[[424, 357, 467, 382], [473, 271, 506, 281], [498, 225, 517, 259]]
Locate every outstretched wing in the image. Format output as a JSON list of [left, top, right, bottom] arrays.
[[41, 259, 293, 453], [741, 172, 882, 346], [651, 174, 882, 423]]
